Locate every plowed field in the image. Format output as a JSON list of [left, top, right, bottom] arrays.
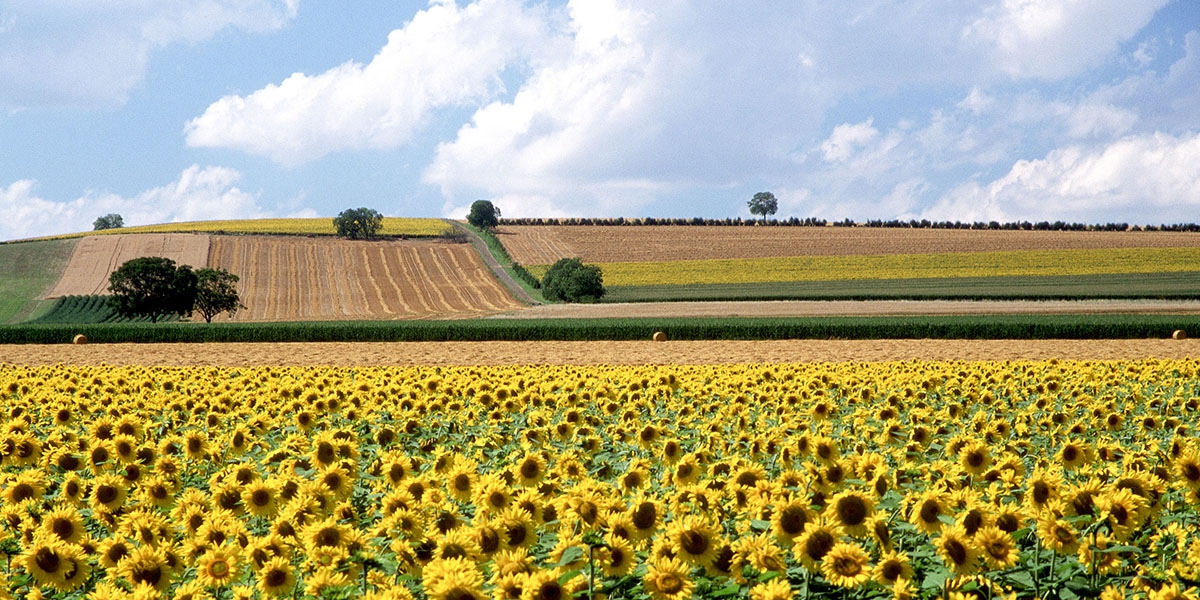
[[498, 225, 1200, 264], [208, 236, 524, 321], [47, 233, 210, 297]]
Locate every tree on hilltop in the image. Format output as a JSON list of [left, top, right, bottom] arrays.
[[93, 214, 124, 230], [748, 192, 778, 221], [467, 200, 501, 230], [334, 207, 384, 239]]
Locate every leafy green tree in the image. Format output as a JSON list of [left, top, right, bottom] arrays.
[[541, 258, 604, 303], [193, 268, 245, 323], [467, 200, 501, 230], [748, 191, 778, 221], [93, 213, 124, 230], [333, 207, 384, 239], [107, 257, 198, 322]]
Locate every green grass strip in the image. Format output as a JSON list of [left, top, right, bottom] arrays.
[[3, 314, 1198, 344], [0, 238, 78, 324]]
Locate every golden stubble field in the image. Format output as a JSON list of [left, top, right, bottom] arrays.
[[3, 338, 1198, 366], [498, 225, 1200, 264]]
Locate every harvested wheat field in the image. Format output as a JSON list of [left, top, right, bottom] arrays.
[[2, 339, 1198, 366], [208, 235, 524, 321], [46, 233, 210, 297], [498, 225, 1200, 264]]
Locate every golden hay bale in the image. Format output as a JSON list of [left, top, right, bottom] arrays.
[[1173, 330, 1187, 340], [652, 331, 667, 342], [72, 334, 88, 345]]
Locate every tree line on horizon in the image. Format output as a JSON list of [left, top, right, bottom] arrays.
[[495, 216, 1200, 232]]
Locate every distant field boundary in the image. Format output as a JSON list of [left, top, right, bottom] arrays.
[[3, 314, 1199, 344]]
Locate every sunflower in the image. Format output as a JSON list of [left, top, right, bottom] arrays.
[[39, 504, 86, 545], [935, 524, 979, 576], [499, 506, 537, 549], [513, 453, 547, 487], [434, 527, 483, 562], [20, 534, 90, 591], [1174, 450, 1200, 489], [1077, 532, 1126, 577], [423, 556, 486, 600], [975, 525, 1019, 570], [1037, 515, 1080, 555], [520, 569, 573, 600], [958, 441, 992, 476], [736, 532, 789, 575], [601, 534, 636, 577], [874, 550, 913, 586], [664, 515, 722, 568], [619, 460, 650, 492], [242, 480, 280, 518], [1096, 487, 1148, 540], [3, 469, 45, 506], [196, 545, 240, 588], [89, 473, 128, 513], [793, 517, 844, 571], [473, 519, 507, 558], [447, 466, 479, 502], [1023, 468, 1063, 515], [749, 577, 793, 600], [474, 474, 513, 515], [771, 498, 810, 543], [302, 517, 350, 553], [907, 489, 947, 534], [117, 543, 174, 591], [628, 497, 663, 541], [671, 454, 703, 487], [825, 490, 875, 538], [642, 556, 695, 600], [821, 541, 872, 589], [253, 556, 297, 599], [1059, 439, 1094, 470]]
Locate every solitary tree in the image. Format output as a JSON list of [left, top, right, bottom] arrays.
[[108, 257, 198, 322], [333, 207, 384, 239], [541, 258, 604, 303], [748, 192, 778, 221], [193, 268, 245, 323], [93, 213, 124, 230], [467, 200, 501, 230]]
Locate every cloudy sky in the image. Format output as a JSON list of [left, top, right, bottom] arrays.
[[1, 0, 1198, 241]]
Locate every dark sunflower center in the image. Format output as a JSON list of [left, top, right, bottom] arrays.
[[680, 529, 709, 556]]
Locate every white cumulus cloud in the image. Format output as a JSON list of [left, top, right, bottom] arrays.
[[0, 166, 268, 241], [184, 0, 550, 166], [967, 0, 1169, 79], [924, 131, 1200, 224], [0, 1, 297, 109]]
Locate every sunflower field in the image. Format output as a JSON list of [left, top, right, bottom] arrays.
[[1, 359, 1199, 600]]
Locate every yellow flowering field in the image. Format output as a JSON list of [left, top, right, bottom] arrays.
[[531, 247, 1200, 287], [2, 359, 1199, 599], [34, 218, 451, 240]]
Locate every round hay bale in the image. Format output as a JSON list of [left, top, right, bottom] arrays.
[[72, 334, 88, 345], [652, 331, 667, 342], [1173, 329, 1187, 340]]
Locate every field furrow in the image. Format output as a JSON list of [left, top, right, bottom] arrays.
[[48, 234, 210, 297], [207, 235, 521, 321]]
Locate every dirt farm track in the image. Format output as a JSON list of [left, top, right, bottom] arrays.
[[3, 339, 1198, 366]]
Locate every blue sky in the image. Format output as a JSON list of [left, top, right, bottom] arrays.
[[1, 0, 1198, 241]]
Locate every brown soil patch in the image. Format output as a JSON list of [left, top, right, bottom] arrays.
[[208, 236, 524, 321], [2, 339, 1196, 366], [498, 225, 1200, 265], [497, 300, 1200, 319], [47, 234, 210, 297]]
